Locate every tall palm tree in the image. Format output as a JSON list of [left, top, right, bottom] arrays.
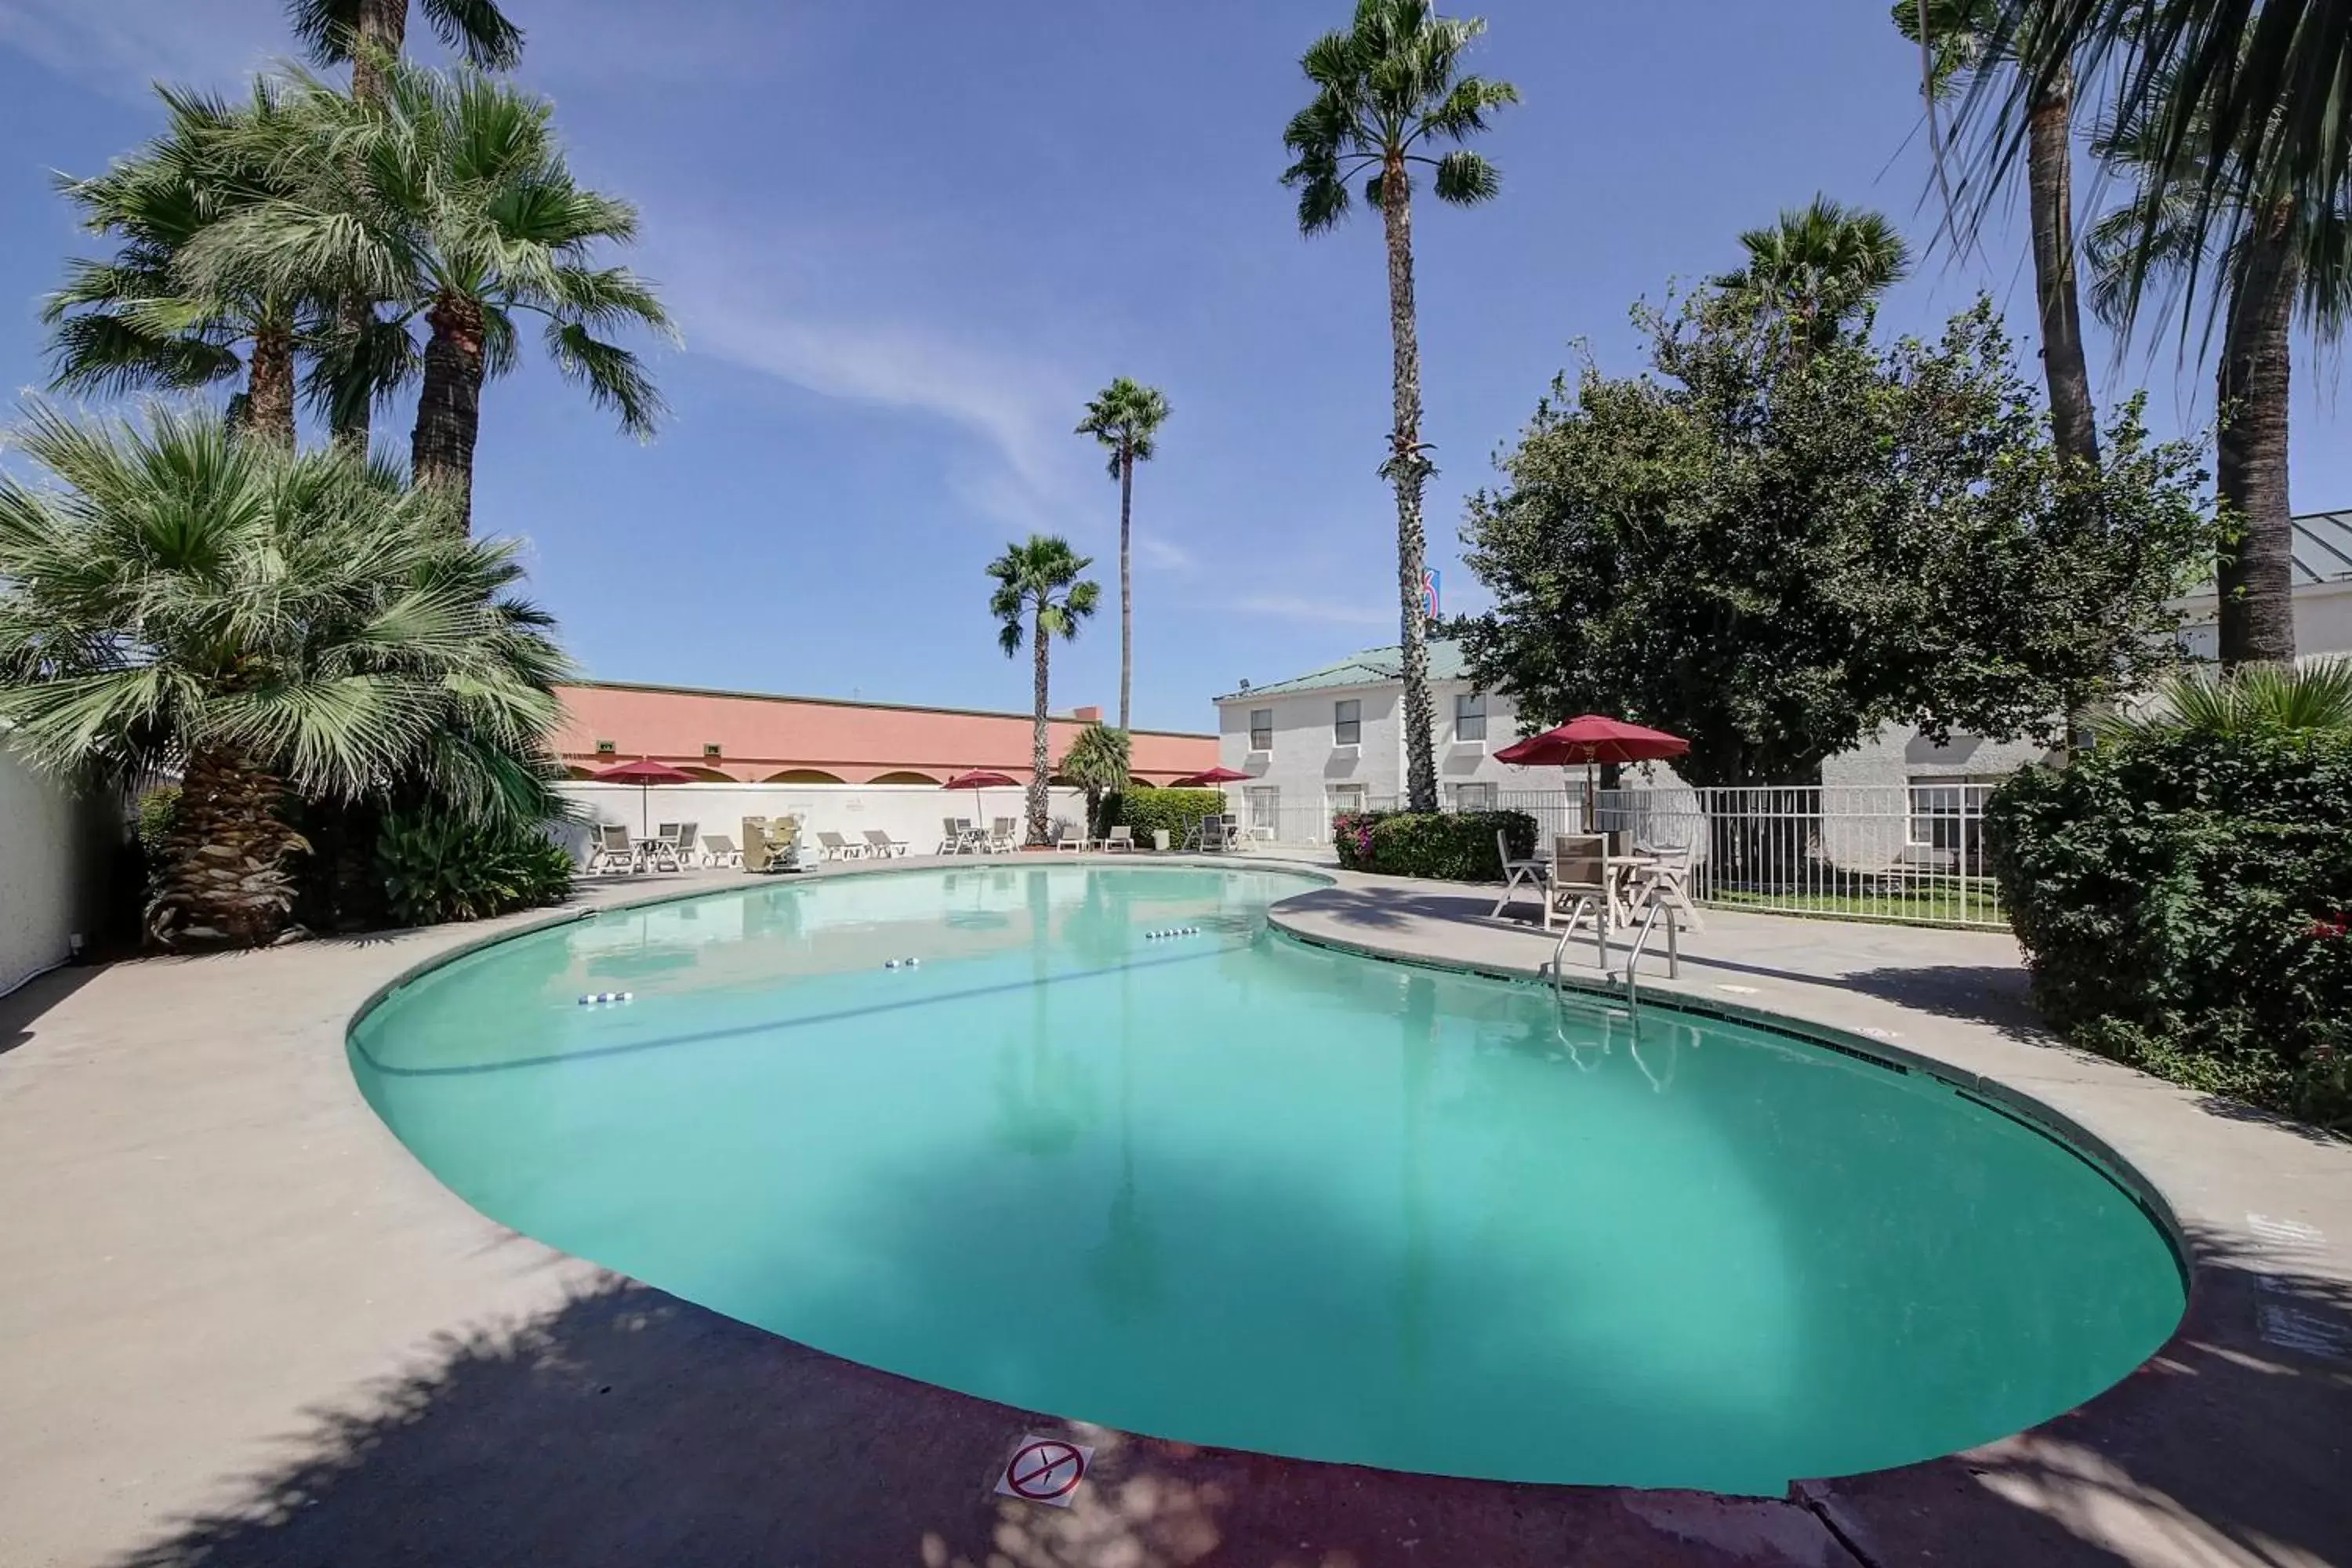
[[988, 536, 1101, 846], [0, 405, 570, 948], [1934, 1, 2351, 329], [2086, 80, 2350, 667], [1281, 0, 1516, 814], [1075, 378, 1171, 731], [197, 63, 673, 532], [1894, 0, 2099, 470], [1058, 721, 1131, 839], [44, 82, 330, 449], [1711, 196, 1913, 347]]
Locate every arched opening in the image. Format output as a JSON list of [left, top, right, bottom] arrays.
[[564, 765, 600, 780], [681, 766, 735, 782], [869, 770, 942, 786], [1127, 778, 1157, 789], [761, 768, 846, 784], [1047, 773, 1077, 787]]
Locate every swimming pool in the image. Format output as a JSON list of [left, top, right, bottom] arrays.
[[349, 863, 2184, 1495]]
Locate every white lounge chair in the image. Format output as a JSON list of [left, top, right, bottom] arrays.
[[700, 833, 740, 867], [1628, 841, 1704, 933], [987, 817, 1018, 852], [862, 828, 909, 858], [815, 830, 862, 861], [1490, 828, 1548, 918], [1103, 825, 1134, 853], [586, 822, 638, 874], [1051, 819, 1094, 852]]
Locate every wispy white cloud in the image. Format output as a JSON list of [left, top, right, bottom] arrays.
[[1222, 593, 1393, 629], [1134, 534, 1196, 573]]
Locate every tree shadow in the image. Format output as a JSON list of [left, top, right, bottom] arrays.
[[1278, 884, 1523, 933], [0, 963, 101, 1060]]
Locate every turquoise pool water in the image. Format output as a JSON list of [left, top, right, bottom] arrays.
[[350, 864, 2183, 1494]]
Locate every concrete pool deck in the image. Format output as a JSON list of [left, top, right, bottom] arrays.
[[1, 858, 2346, 1567]]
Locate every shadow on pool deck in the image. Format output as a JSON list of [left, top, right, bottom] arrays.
[[94, 1225, 2351, 1568]]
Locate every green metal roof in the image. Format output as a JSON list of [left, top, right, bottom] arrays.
[[1218, 639, 1471, 702]]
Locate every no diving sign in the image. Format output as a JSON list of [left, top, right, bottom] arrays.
[[994, 1434, 1093, 1508]]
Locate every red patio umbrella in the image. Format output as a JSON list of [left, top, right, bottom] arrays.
[[1495, 715, 1689, 828], [590, 757, 699, 835], [1169, 764, 1253, 826], [943, 770, 1020, 843]]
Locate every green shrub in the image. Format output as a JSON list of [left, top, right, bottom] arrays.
[[1987, 728, 2352, 1131], [1109, 788, 1229, 844], [1338, 810, 1537, 880], [374, 809, 575, 928], [136, 785, 180, 860]]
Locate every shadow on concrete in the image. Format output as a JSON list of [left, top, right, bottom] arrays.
[[2188, 1092, 2352, 1150], [1279, 884, 1530, 934], [0, 964, 101, 1061]]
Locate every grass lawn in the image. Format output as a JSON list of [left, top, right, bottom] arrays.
[[1707, 885, 2006, 927]]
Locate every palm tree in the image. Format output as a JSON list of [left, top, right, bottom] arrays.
[[1893, 0, 2099, 470], [1075, 378, 1171, 731], [1711, 196, 1912, 347], [2086, 78, 2349, 667], [1933, 1, 2350, 328], [1281, 0, 1516, 814], [988, 536, 1101, 846], [0, 405, 571, 949], [44, 82, 331, 448], [198, 63, 672, 532], [2094, 659, 2352, 742], [1058, 722, 1131, 839], [287, 0, 524, 444]]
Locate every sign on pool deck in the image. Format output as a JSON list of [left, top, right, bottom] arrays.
[[995, 1435, 1093, 1508]]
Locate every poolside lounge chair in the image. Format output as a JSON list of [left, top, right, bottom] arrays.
[[815, 830, 862, 861], [586, 822, 639, 874], [987, 818, 1018, 853], [1051, 819, 1093, 852], [938, 818, 966, 855], [673, 821, 700, 863], [1490, 828, 1548, 918], [1104, 825, 1134, 853], [700, 833, 741, 868], [862, 828, 909, 858]]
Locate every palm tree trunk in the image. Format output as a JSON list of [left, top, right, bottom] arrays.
[[2215, 215, 2299, 669], [2027, 67, 2099, 470], [1029, 604, 1052, 846], [1119, 445, 1134, 731], [245, 322, 298, 450], [149, 743, 308, 949], [1379, 154, 1438, 814], [350, 0, 408, 106], [412, 292, 486, 533]]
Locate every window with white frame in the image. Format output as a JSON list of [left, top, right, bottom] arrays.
[[1332, 698, 1361, 746], [1328, 784, 1368, 816], [1454, 691, 1487, 742], [1248, 708, 1273, 751], [1907, 781, 1995, 851], [1245, 786, 1279, 832], [1449, 782, 1497, 811]]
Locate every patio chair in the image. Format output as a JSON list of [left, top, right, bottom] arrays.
[[741, 816, 775, 873], [700, 833, 741, 868], [1490, 828, 1549, 918], [1104, 825, 1134, 853], [586, 822, 639, 874], [670, 821, 700, 865], [1628, 841, 1704, 933], [639, 828, 682, 873], [1049, 819, 1093, 852], [939, 817, 967, 855], [1545, 833, 1617, 936], [1198, 815, 1232, 852], [862, 828, 909, 858], [815, 830, 862, 861], [987, 818, 1018, 853]]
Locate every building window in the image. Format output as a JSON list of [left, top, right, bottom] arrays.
[[1329, 784, 1367, 816], [1454, 691, 1487, 742], [1333, 699, 1361, 746], [1248, 708, 1273, 751], [1449, 782, 1497, 812], [1907, 782, 1994, 852], [1245, 786, 1279, 833], [594, 739, 617, 756]]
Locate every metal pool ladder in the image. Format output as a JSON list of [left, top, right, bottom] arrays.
[[1548, 895, 1680, 1007]]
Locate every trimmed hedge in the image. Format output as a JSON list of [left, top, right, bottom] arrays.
[[1108, 787, 1229, 844], [1987, 728, 2352, 1131], [1334, 809, 1538, 880]]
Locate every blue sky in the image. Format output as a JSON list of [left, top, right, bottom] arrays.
[[2, 1, 2343, 735]]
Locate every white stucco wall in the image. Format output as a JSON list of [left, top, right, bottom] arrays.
[[555, 782, 1093, 858], [2172, 578, 2352, 663], [1, 746, 114, 999]]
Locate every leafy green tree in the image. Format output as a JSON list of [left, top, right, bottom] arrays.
[[44, 82, 336, 449], [1281, 0, 1516, 813], [0, 405, 570, 948], [1075, 378, 1171, 731], [1893, 0, 2099, 470], [1711, 195, 1911, 348], [194, 62, 671, 532], [988, 536, 1102, 845], [2085, 69, 2350, 669], [1058, 722, 1132, 837], [1459, 290, 2212, 789]]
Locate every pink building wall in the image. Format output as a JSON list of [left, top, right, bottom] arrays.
[[553, 681, 1217, 786]]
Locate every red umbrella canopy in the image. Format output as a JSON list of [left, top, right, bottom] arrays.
[[1169, 766, 1251, 786], [590, 758, 699, 784], [944, 769, 1021, 789], [1494, 715, 1689, 768]]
